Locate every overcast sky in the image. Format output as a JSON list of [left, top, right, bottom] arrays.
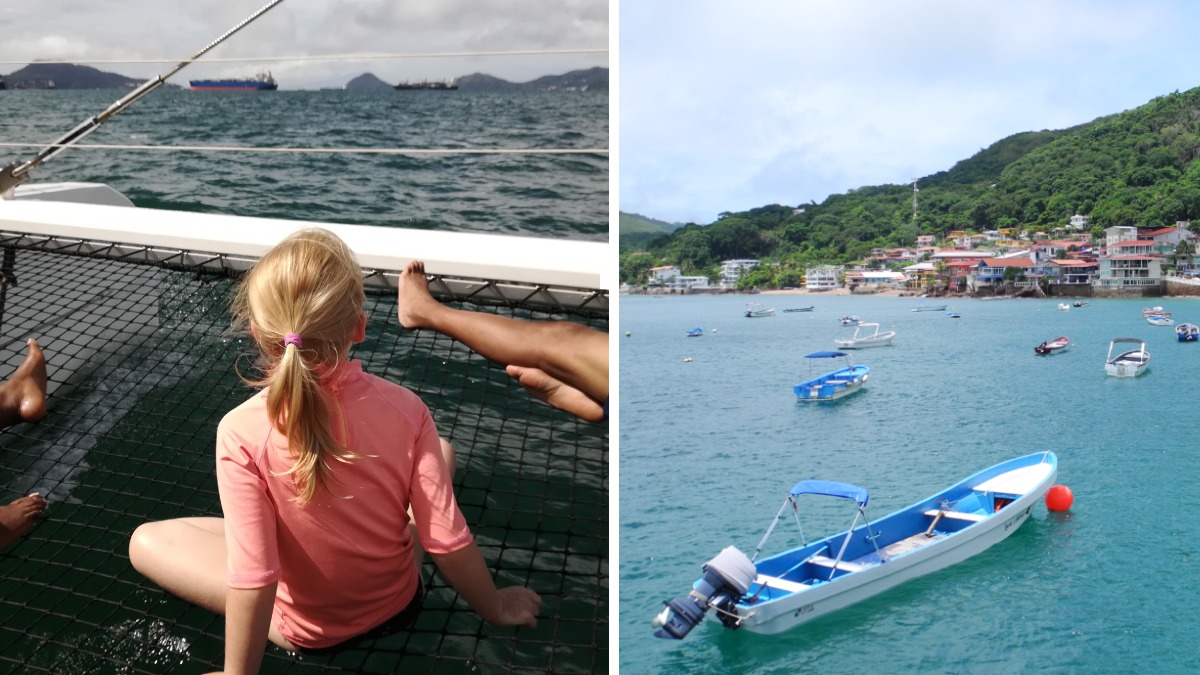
[[620, 0, 1200, 225], [0, 0, 608, 89]]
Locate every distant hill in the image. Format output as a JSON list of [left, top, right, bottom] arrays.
[[619, 212, 682, 252], [620, 212, 680, 236], [453, 67, 608, 93], [344, 73, 393, 93], [2, 63, 178, 90]]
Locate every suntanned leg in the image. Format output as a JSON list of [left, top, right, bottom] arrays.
[[128, 517, 297, 650], [0, 493, 46, 549], [397, 261, 608, 403], [0, 339, 47, 428], [130, 517, 229, 614]]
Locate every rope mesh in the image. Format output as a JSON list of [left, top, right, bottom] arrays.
[[0, 245, 607, 673]]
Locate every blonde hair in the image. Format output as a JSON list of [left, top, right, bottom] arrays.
[[232, 227, 366, 505]]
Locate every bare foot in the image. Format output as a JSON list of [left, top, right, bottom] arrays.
[[0, 339, 47, 427], [396, 261, 446, 330], [0, 493, 46, 549], [506, 365, 606, 423]]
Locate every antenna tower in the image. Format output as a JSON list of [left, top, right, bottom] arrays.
[[911, 177, 919, 221]]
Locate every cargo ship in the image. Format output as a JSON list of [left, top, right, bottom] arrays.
[[394, 79, 458, 90], [189, 72, 277, 91]]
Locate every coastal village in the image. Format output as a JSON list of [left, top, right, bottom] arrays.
[[626, 215, 1200, 298]]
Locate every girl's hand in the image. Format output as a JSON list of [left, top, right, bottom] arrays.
[[490, 586, 542, 628]]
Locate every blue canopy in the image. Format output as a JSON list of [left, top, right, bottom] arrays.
[[804, 351, 848, 359], [788, 479, 869, 506]]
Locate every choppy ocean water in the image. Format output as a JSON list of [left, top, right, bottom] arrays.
[[0, 89, 608, 241], [620, 293, 1200, 673]]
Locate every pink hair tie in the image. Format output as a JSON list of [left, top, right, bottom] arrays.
[[283, 333, 303, 349]]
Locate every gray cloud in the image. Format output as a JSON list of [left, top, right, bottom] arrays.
[[1, 0, 608, 88]]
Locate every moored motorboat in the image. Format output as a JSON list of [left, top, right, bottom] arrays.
[[1034, 336, 1070, 355], [686, 327, 704, 337], [1146, 314, 1175, 326], [1142, 306, 1170, 316], [651, 452, 1059, 640], [783, 306, 815, 313], [1105, 338, 1150, 377], [792, 352, 868, 401], [1177, 323, 1199, 342], [745, 302, 775, 318], [1058, 303, 1071, 311], [839, 315, 860, 326], [834, 322, 895, 349]]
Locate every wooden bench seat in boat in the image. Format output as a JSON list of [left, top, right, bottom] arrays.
[[808, 554, 871, 572], [753, 574, 810, 593], [923, 508, 988, 522]]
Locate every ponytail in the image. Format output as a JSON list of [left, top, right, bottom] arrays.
[[232, 228, 365, 505]]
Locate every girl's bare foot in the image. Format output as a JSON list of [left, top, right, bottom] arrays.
[[0, 339, 47, 426], [0, 493, 46, 549], [396, 261, 445, 330]]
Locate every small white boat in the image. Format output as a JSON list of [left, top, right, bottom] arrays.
[[839, 315, 860, 326], [792, 352, 869, 401], [652, 452, 1058, 639], [1142, 306, 1171, 317], [1177, 323, 1199, 342], [745, 302, 775, 318], [1146, 314, 1175, 326], [783, 306, 815, 313], [1073, 301, 1089, 308], [1105, 338, 1150, 377], [1058, 303, 1071, 311], [945, 310, 961, 318], [834, 322, 895, 349]]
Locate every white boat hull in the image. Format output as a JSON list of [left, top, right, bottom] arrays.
[[715, 455, 1056, 636], [730, 499, 1038, 634]]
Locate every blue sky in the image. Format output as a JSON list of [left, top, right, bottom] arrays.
[[619, 0, 1200, 225], [0, 0, 607, 89]]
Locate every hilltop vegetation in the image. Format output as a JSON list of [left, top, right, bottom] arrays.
[[619, 212, 682, 252], [621, 87, 1200, 286]]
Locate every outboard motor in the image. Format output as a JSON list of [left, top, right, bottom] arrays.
[[652, 546, 756, 639]]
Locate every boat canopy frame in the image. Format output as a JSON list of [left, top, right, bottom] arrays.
[[751, 480, 882, 579]]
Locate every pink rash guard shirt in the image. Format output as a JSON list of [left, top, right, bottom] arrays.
[[215, 360, 472, 649]]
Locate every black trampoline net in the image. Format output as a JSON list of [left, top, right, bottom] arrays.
[[0, 245, 608, 673]]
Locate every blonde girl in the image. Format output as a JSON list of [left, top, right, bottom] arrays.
[[129, 227, 540, 673]]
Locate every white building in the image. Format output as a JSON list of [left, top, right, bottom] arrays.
[[1069, 214, 1090, 230], [805, 265, 841, 291], [719, 259, 760, 289]]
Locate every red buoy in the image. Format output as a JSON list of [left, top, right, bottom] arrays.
[[1045, 484, 1073, 512]]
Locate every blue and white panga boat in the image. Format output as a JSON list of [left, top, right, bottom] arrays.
[[793, 351, 868, 401], [1176, 323, 1199, 342], [651, 452, 1058, 640], [686, 327, 704, 337]]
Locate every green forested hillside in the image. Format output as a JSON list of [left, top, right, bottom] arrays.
[[619, 212, 682, 252], [621, 88, 1200, 285]]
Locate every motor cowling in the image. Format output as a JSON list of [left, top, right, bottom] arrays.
[[652, 546, 756, 639]]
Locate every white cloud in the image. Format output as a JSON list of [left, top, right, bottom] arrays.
[[621, 0, 1199, 224]]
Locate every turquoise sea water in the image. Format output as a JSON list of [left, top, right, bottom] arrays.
[[620, 293, 1200, 673], [0, 89, 608, 240]]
